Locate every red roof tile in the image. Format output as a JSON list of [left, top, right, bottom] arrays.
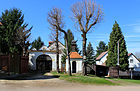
[[69, 52, 82, 59], [96, 51, 108, 60], [128, 53, 132, 57], [0, 22, 2, 25]]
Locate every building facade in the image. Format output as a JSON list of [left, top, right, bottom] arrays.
[[96, 51, 140, 71], [29, 41, 65, 72]]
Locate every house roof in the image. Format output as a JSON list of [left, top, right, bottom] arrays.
[[97, 52, 139, 61], [96, 51, 108, 60], [128, 53, 140, 62], [128, 53, 132, 57], [47, 41, 65, 48], [69, 52, 82, 59]]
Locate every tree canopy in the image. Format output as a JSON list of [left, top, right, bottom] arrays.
[[96, 41, 108, 58], [64, 29, 79, 52], [0, 8, 32, 55], [62, 29, 80, 63], [86, 42, 95, 63], [30, 36, 44, 50], [106, 21, 128, 71], [71, 0, 103, 75]]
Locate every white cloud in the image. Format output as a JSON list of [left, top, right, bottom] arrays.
[[123, 23, 140, 27], [133, 26, 140, 33], [123, 23, 140, 33], [125, 35, 140, 38]]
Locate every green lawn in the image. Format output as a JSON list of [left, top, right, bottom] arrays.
[[51, 72, 118, 85], [50, 72, 140, 85], [115, 78, 140, 84]]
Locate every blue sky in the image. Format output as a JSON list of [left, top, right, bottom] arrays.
[[0, 0, 140, 54]]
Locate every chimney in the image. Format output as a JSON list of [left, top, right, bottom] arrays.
[[49, 41, 54, 46], [71, 40, 77, 52]]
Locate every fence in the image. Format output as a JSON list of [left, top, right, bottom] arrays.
[[0, 55, 28, 75], [21, 56, 29, 73], [0, 55, 10, 73], [109, 66, 119, 78]]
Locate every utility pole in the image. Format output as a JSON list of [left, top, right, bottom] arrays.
[[117, 40, 120, 78], [117, 40, 120, 66]]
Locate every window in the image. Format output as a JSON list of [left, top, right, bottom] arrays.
[[130, 59, 133, 63]]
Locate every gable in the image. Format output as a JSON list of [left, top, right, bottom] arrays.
[[39, 45, 48, 50], [96, 51, 108, 60], [128, 54, 140, 63], [48, 42, 65, 51]]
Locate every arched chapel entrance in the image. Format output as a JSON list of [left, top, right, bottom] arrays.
[[36, 54, 52, 72]]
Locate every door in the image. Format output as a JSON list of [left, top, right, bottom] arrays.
[[72, 61, 76, 73]]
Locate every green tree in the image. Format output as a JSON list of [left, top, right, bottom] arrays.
[[106, 21, 128, 71], [96, 41, 108, 58], [86, 42, 95, 63], [62, 29, 80, 63], [0, 8, 31, 55], [31, 36, 44, 50], [65, 29, 79, 52]]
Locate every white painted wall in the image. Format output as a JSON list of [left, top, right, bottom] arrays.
[[48, 42, 65, 52], [29, 42, 65, 71], [29, 51, 62, 71], [96, 53, 108, 65], [128, 54, 140, 71], [96, 53, 140, 71], [66, 58, 83, 73]]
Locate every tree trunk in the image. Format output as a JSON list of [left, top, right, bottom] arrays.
[[65, 34, 72, 76], [56, 29, 60, 73], [82, 33, 87, 76]]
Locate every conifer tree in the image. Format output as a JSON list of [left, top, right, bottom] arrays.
[[30, 36, 44, 50], [96, 41, 108, 58], [106, 21, 128, 71], [64, 29, 79, 53], [86, 42, 95, 63], [0, 8, 32, 55], [62, 29, 80, 63]]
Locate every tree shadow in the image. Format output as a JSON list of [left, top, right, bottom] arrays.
[[0, 72, 59, 80]]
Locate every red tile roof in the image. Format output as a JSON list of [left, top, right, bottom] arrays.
[[128, 53, 132, 57], [0, 22, 2, 25], [96, 51, 108, 60], [69, 52, 82, 59]]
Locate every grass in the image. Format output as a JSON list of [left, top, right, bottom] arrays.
[[51, 71, 140, 85], [51, 72, 118, 85], [117, 79, 140, 84]]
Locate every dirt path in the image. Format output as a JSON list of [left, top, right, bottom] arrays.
[[0, 78, 140, 91]]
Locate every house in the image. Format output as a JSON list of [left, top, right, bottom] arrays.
[[29, 40, 83, 73], [96, 51, 140, 71], [65, 40, 83, 73], [66, 52, 83, 73], [96, 51, 108, 66], [29, 41, 65, 72], [128, 53, 140, 71]]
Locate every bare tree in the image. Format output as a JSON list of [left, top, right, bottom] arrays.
[[16, 24, 32, 56], [71, 0, 103, 75], [48, 8, 72, 76], [49, 29, 62, 73]]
